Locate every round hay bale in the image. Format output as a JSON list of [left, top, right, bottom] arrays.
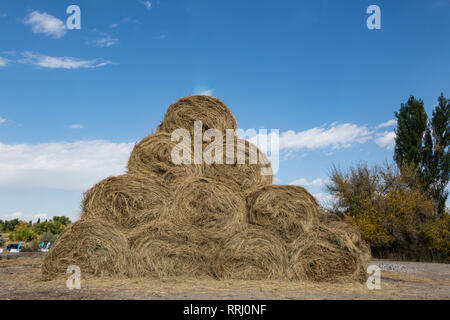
[[215, 226, 288, 280], [127, 132, 202, 186], [246, 185, 319, 242], [287, 222, 370, 283], [166, 177, 247, 242], [203, 137, 273, 195], [157, 95, 237, 135], [128, 221, 217, 278], [81, 174, 170, 228], [41, 220, 130, 278], [319, 213, 362, 244], [318, 210, 342, 224]]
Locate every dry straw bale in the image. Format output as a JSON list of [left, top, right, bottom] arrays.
[[287, 221, 370, 283], [41, 93, 371, 283], [157, 95, 237, 135], [127, 132, 202, 186], [166, 176, 247, 242], [81, 174, 170, 228], [246, 185, 319, 242], [127, 221, 217, 278], [215, 225, 288, 280], [203, 137, 273, 195], [41, 219, 130, 278]]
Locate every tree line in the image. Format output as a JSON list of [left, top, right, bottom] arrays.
[[0, 216, 71, 249], [327, 93, 449, 262]]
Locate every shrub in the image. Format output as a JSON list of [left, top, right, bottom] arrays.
[[0, 234, 4, 247], [30, 239, 41, 252], [33, 219, 69, 235], [39, 231, 58, 244], [11, 222, 37, 242], [326, 162, 446, 261]]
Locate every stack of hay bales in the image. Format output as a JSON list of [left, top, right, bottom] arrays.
[[42, 95, 370, 282]]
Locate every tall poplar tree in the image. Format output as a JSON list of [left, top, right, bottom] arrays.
[[394, 96, 428, 169]]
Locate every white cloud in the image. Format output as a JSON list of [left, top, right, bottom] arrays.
[[377, 119, 397, 128], [20, 52, 113, 69], [69, 124, 83, 129], [279, 124, 372, 150], [375, 131, 396, 150], [250, 123, 372, 153], [290, 177, 329, 187], [0, 140, 134, 192], [313, 192, 335, 207], [23, 11, 66, 39], [194, 89, 215, 96], [142, 1, 152, 10], [90, 36, 119, 48], [0, 57, 8, 66], [0, 117, 6, 125]]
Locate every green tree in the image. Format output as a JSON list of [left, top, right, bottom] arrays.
[[10, 222, 37, 242], [425, 93, 449, 214], [2, 219, 19, 232], [52, 216, 71, 226], [32, 216, 71, 235], [394, 96, 428, 170], [0, 233, 5, 247], [39, 231, 58, 244]]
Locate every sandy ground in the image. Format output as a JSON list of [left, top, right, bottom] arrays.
[[0, 253, 448, 300]]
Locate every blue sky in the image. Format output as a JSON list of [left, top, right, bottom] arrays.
[[0, 0, 449, 222]]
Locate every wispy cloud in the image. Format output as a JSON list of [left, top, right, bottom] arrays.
[[290, 177, 329, 187], [153, 32, 167, 40], [89, 36, 119, 48], [69, 124, 83, 129], [141, 1, 152, 10], [194, 89, 215, 96], [0, 117, 7, 125], [23, 11, 66, 39], [0, 140, 134, 191], [375, 131, 396, 150], [122, 17, 140, 24], [251, 123, 372, 153], [377, 119, 397, 128], [20, 52, 113, 69], [0, 57, 8, 67], [313, 192, 335, 207]]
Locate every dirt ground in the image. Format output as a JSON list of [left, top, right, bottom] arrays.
[[0, 253, 448, 300]]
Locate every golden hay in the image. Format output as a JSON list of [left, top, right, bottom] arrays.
[[81, 174, 170, 228], [214, 226, 288, 280], [203, 137, 273, 195], [165, 176, 247, 242], [41, 94, 372, 283], [287, 221, 371, 283], [127, 221, 217, 278], [41, 219, 130, 278], [157, 95, 237, 135], [127, 132, 202, 185], [246, 185, 319, 242]]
